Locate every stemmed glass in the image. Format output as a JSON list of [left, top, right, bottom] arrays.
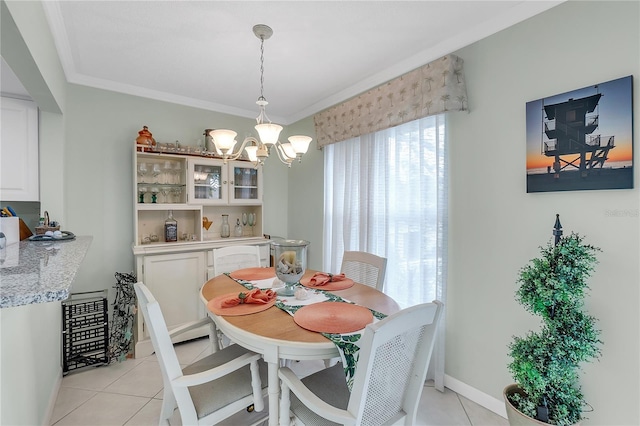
[[247, 213, 255, 236], [171, 187, 183, 203], [138, 186, 147, 203], [160, 186, 171, 203], [173, 161, 182, 185], [137, 163, 148, 183], [150, 187, 159, 204], [151, 163, 162, 184], [162, 161, 174, 184]]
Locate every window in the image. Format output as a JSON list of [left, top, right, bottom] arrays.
[[323, 114, 447, 310]]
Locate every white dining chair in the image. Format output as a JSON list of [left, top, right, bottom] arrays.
[[133, 282, 269, 426], [278, 300, 443, 426], [210, 245, 263, 349], [212, 245, 262, 275], [340, 251, 387, 291]]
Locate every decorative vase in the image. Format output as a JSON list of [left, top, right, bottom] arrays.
[[503, 384, 580, 426], [136, 125, 156, 151], [272, 239, 309, 296], [220, 214, 230, 238]]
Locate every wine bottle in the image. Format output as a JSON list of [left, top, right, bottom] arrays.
[[165, 210, 178, 242]]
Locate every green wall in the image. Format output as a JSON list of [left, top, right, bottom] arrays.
[[447, 1, 639, 424], [283, 116, 325, 270]]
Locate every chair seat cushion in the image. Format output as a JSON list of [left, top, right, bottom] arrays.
[[290, 364, 350, 426], [183, 344, 268, 419]]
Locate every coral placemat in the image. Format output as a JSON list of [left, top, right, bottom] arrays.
[[300, 276, 354, 291], [230, 267, 276, 281], [293, 302, 373, 334], [207, 293, 276, 316]]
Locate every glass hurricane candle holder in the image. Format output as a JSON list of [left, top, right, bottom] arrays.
[[272, 239, 309, 296]]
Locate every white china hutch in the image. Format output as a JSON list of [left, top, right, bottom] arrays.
[[132, 146, 269, 357]]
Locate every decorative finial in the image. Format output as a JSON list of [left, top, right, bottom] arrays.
[[553, 214, 563, 245]]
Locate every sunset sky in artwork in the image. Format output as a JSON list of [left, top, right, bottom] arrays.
[[526, 76, 633, 171]]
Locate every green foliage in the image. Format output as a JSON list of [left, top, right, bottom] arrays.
[[508, 233, 602, 426]]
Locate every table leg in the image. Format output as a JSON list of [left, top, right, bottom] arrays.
[[207, 318, 218, 354], [268, 361, 279, 426]]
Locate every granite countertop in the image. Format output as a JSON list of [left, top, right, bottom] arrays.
[[0, 236, 92, 308]]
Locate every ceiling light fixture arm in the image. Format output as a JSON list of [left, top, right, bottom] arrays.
[[273, 143, 295, 167]]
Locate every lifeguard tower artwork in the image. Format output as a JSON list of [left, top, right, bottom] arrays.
[[526, 75, 633, 193]]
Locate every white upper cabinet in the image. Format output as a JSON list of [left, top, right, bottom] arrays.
[[0, 97, 38, 201], [187, 158, 262, 206]]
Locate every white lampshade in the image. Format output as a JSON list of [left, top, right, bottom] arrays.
[[244, 145, 258, 163], [255, 123, 283, 146], [288, 135, 312, 154], [280, 142, 296, 159], [210, 129, 238, 153]]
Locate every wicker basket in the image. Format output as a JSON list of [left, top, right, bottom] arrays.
[[35, 225, 60, 235]]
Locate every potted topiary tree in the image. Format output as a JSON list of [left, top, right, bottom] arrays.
[[504, 215, 602, 426]]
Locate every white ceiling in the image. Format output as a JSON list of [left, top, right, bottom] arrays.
[[7, 1, 563, 124]]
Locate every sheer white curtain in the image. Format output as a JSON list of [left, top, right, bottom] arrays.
[[323, 114, 448, 390]]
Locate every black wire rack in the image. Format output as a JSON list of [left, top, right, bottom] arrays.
[[62, 290, 109, 374]]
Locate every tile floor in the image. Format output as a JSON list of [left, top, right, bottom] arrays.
[[52, 337, 508, 425]]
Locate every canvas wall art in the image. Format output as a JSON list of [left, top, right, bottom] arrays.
[[526, 75, 633, 193]]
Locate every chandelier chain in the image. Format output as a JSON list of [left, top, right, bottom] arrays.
[[259, 36, 266, 102]]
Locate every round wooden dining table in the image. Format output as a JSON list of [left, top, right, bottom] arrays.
[[200, 269, 400, 426]]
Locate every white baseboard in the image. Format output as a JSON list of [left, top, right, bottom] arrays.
[[444, 374, 508, 419], [44, 367, 63, 426]]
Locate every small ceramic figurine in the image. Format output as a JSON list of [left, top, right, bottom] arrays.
[[136, 126, 156, 151]]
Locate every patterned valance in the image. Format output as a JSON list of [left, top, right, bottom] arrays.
[[314, 54, 468, 147]]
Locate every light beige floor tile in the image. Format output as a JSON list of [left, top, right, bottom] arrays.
[[153, 388, 165, 400], [459, 394, 509, 426], [191, 339, 215, 363], [417, 385, 471, 425], [53, 392, 149, 425], [124, 398, 159, 426], [53, 339, 507, 426], [127, 399, 182, 426], [50, 387, 97, 424], [104, 359, 164, 398], [125, 398, 184, 426], [143, 337, 212, 366], [287, 359, 326, 378], [61, 358, 143, 391], [173, 337, 211, 365]]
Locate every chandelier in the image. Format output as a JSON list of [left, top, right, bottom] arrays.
[[208, 24, 312, 168]]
